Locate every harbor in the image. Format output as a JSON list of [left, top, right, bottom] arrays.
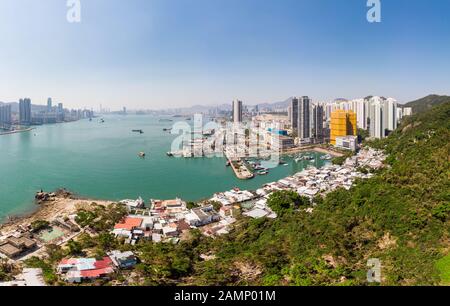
[[0, 115, 329, 222]]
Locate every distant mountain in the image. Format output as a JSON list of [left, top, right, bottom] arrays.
[[255, 97, 292, 110], [156, 98, 292, 114], [404, 94, 450, 114]]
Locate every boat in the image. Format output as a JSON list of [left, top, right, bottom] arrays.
[[166, 152, 174, 157], [132, 129, 144, 134], [100, 119, 105, 123], [257, 171, 269, 175], [138, 152, 146, 158], [320, 154, 332, 160], [226, 161, 231, 167]]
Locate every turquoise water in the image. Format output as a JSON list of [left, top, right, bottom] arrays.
[[0, 115, 328, 220]]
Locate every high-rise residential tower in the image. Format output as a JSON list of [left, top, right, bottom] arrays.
[[0, 104, 12, 126], [289, 97, 299, 134], [385, 98, 398, 132], [368, 98, 384, 139], [298, 96, 311, 139], [232, 99, 243, 123], [312, 104, 324, 143], [47, 98, 53, 112], [19, 98, 32, 125]]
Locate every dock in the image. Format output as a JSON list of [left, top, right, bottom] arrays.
[[225, 151, 254, 180]]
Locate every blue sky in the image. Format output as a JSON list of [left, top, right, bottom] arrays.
[[0, 0, 449, 109]]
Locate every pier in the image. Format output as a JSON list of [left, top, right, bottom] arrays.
[[228, 158, 254, 180]]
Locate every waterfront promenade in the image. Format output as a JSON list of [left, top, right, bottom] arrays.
[[0, 127, 34, 136], [282, 145, 345, 157]]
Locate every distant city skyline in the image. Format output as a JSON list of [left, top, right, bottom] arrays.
[[0, 0, 449, 110]]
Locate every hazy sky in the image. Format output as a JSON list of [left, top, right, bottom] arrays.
[[0, 0, 449, 110]]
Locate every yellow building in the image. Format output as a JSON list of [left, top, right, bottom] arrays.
[[330, 110, 357, 145]]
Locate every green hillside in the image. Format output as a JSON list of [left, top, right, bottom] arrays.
[[404, 94, 450, 114]]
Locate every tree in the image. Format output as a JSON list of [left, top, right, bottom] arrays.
[[97, 232, 117, 251], [66, 239, 84, 256], [267, 190, 310, 215], [0, 259, 17, 282], [45, 244, 65, 263], [31, 220, 50, 232], [187, 202, 199, 210]]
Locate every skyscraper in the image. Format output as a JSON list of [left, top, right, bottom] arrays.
[[354, 98, 368, 130], [289, 97, 299, 134], [369, 99, 384, 139], [47, 97, 53, 112], [0, 104, 12, 126], [57, 103, 65, 122], [312, 104, 324, 143], [385, 98, 398, 132], [19, 98, 32, 125], [298, 96, 311, 139], [232, 99, 243, 123]]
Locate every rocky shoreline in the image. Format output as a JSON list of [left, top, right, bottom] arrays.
[[0, 189, 114, 234]]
